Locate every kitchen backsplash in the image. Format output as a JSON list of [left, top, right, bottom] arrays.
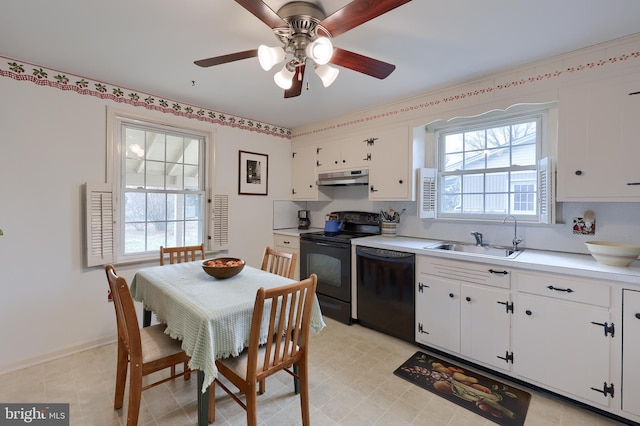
[[274, 185, 640, 255]]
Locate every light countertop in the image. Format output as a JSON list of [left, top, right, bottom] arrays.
[[273, 227, 323, 237], [353, 236, 640, 286]]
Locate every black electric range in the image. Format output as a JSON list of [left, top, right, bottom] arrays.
[[300, 211, 380, 324]]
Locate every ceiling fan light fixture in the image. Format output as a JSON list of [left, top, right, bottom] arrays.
[[306, 36, 333, 65], [314, 64, 339, 87], [258, 45, 286, 71], [274, 63, 295, 89]]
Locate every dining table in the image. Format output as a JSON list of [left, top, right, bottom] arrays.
[[130, 261, 326, 426]]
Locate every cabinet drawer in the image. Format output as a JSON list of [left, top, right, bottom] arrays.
[[417, 256, 511, 289], [516, 271, 610, 307], [273, 234, 300, 250]]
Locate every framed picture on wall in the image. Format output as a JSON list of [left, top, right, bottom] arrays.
[[238, 150, 268, 195]]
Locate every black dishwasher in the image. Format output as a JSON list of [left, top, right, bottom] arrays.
[[356, 246, 415, 343]]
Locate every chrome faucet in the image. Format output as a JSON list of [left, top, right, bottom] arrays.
[[470, 231, 483, 246], [502, 215, 523, 251]]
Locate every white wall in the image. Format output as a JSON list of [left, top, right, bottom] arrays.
[[0, 75, 292, 373], [294, 34, 640, 255]]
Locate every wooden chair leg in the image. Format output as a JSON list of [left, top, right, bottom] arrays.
[[208, 381, 216, 424], [127, 366, 143, 426], [297, 362, 311, 426], [258, 379, 265, 394], [245, 386, 258, 426], [184, 361, 191, 380], [114, 341, 128, 409]]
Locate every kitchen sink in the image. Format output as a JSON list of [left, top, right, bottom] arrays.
[[425, 242, 523, 259]]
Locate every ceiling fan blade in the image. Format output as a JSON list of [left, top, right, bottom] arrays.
[[235, 0, 287, 29], [284, 64, 305, 98], [330, 48, 395, 79], [320, 0, 411, 38], [194, 49, 258, 67]]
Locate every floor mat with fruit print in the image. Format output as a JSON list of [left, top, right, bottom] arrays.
[[394, 351, 531, 426]]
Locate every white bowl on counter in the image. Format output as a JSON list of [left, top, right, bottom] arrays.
[[585, 241, 640, 267]]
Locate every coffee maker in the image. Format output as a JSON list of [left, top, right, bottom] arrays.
[[297, 210, 311, 229]]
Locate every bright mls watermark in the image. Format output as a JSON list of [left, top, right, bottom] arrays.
[[1, 404, 69, 425]]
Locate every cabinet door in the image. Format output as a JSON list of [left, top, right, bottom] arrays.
[[515, 293, 611, 407], [558, 73, 640, 201], [315, 141, 341, 172], [369, 127, 411, 200], [415, 275, 460, 352], [460, 284, 512, 372], [341, 137, 370, 170], [622, 289, 640, 416], [292, 143, 321, 200]]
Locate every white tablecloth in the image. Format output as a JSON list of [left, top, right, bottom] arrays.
[[130, 262, 325, 392]]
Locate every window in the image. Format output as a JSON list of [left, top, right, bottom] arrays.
[[85, 109, 231, 266], [120, 122, 206, 256], [437, 112, 544, 221]]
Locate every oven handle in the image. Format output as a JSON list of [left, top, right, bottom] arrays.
[[312, 241, 350, 249]]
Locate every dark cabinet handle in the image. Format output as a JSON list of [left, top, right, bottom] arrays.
[[627, 182, 640, 186], [526, 310, 532, 316], [465, 296, 471, 302], [449, 293, 455, 298], [636, 313, 640, 319], [547, 285, 574, 293], [575, 170, 583, 176], [399, 179, 403, 184], [488, 269, 509, 275]]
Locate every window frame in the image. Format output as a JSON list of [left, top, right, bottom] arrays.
[[107, 107, 215, 263], [434, 109, 547, 222]]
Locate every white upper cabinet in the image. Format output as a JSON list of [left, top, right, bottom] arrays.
[[291, 141, 330, 201], [316, 138, 370, 173], [369, 126, 422, 201], [558, 72, 640, 201]]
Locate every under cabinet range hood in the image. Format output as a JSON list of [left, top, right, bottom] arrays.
[[317, 169, 369, 186]]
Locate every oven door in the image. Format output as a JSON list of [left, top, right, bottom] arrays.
[[300, 239, 351, 302]]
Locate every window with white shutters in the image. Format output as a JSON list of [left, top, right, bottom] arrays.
[[433, 111, 554, 223], [85, 109, 222, 266]]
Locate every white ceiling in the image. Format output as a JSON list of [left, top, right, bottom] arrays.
[[2, 1, 639, 129]]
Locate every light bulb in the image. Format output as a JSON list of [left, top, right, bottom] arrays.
[[314, 64, 339, 87], [258, 45, 285, 71], [306, 37, 333, 65], [274, 64, 295, 90]]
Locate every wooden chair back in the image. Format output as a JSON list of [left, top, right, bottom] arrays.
[[160, 243, 205, 265], [260, 246, 297, 279], [106, 265, 142, 363], [250, 274, 317, 381]]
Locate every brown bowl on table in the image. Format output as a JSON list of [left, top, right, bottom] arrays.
[[202, 257, 245, 279]]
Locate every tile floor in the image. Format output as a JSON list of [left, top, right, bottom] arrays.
[[0, 317, 631, 425]]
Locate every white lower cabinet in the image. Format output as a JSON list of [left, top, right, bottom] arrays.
[[622, 289, 640, 417], [415, 256, 512, 372], [514, 271, 613, 408], [412, 255, 639, 423], [273, 233, 300, 280]]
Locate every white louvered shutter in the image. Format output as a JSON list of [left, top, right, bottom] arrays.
[[209, 189, 230, 251], [85, 183, 114, 267], [418, 168, 437, 219], [538, 157, 556, 225]]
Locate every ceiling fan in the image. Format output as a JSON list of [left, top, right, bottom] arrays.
[[194, 0, 412, 98]]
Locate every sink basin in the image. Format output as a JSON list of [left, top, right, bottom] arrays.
[[426, 242, 523, 259]]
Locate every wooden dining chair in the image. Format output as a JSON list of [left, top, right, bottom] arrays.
[[105, 265, 191, 426], [208, 274, 318, 426], [260, 245, 297, 279], [159, 243, 205, 266]]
